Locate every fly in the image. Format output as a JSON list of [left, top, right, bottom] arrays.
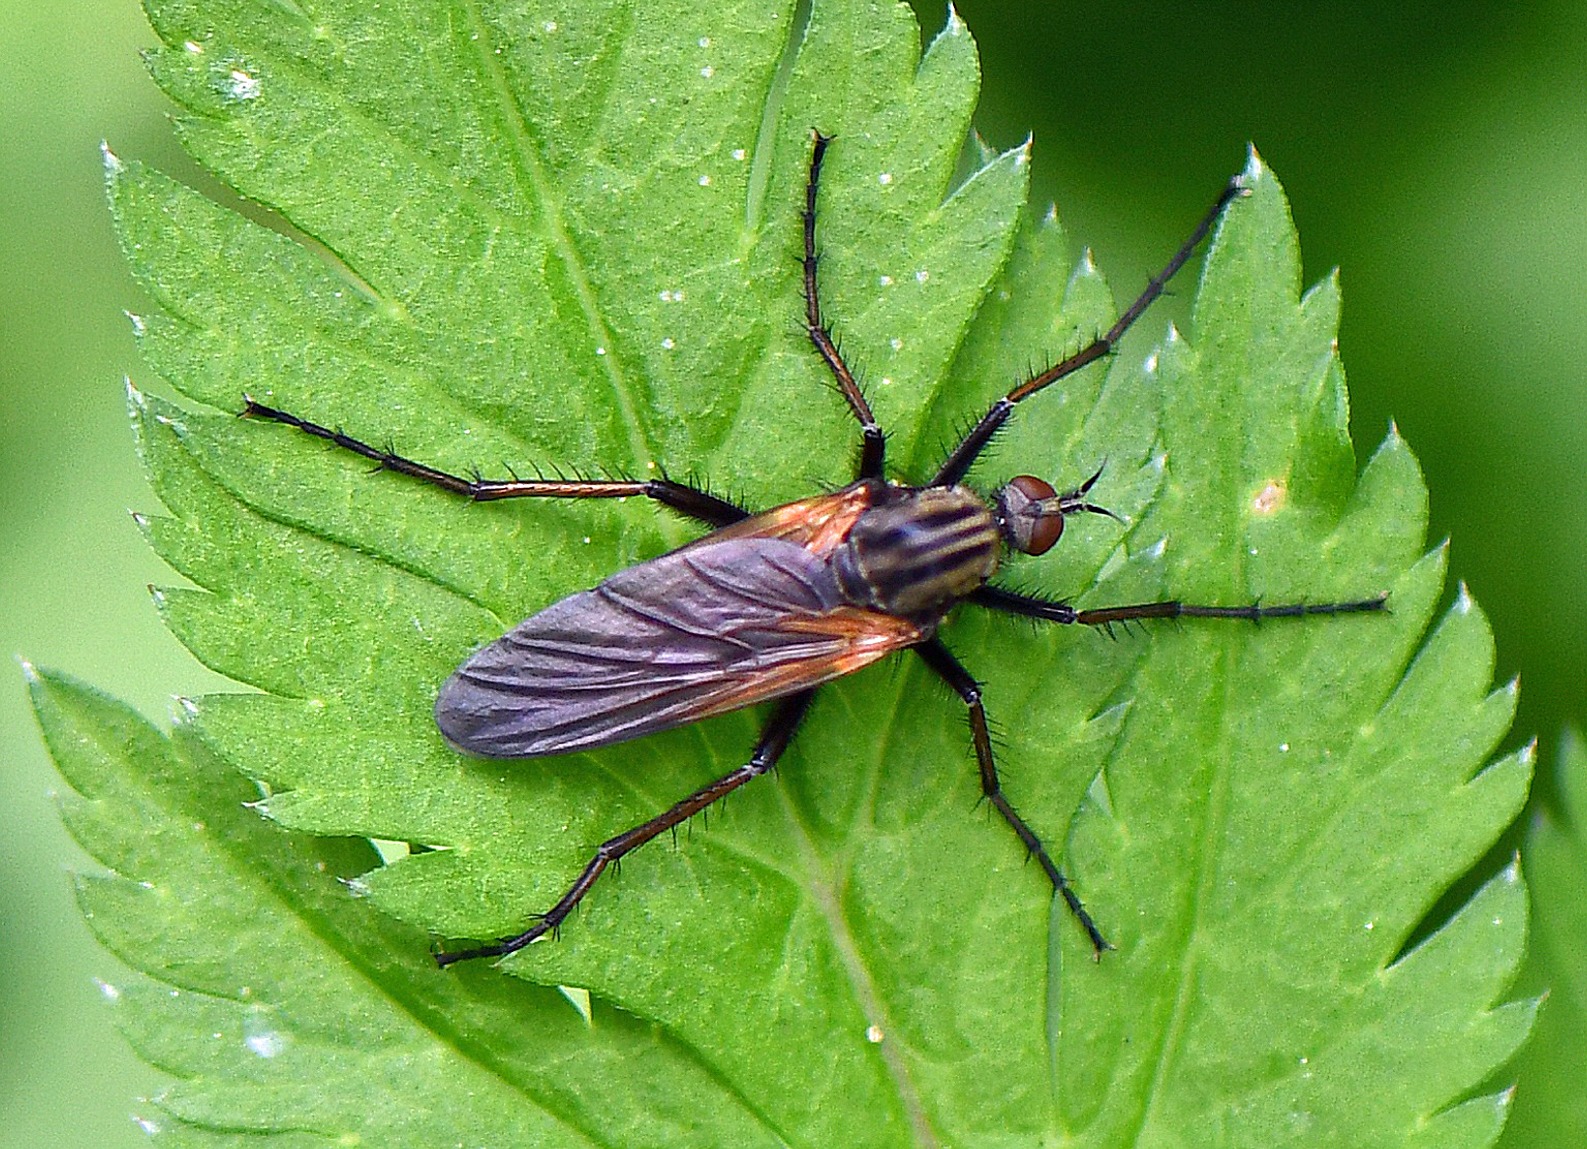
[[243, 133, 1386, 965]]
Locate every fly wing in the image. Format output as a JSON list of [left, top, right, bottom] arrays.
[[435, 536, 922, 758]]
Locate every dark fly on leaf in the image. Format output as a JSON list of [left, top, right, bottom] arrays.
[[243, 134, 1387, 966]]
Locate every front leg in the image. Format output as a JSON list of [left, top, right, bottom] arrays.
[[800, 133, 886, 481]]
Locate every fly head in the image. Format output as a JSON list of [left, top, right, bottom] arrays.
[[993, 464, 1122, 556]]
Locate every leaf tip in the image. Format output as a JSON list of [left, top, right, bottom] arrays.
[[17, 656, 39, 685], [1241, 143, 1266, 184], [558, 984, 595, 1025], [1086, 767, 1116, 819], [944, 3, 967, 37], [1454, 580, 1474, 614], [1519, 735, 1538, 766]]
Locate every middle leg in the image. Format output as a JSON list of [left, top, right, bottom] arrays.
[[971, 585, 1389, 627]]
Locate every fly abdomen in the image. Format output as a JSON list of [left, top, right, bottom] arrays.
[[834, 486, 1001, 618]]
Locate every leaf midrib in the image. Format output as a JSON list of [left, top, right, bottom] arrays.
[[774, 764, 939, 1148], [1126, 641, 1236, 1143], [459, 0, 656, 476]]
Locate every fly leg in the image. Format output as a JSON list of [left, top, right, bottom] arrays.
[[435, 690, 816, 966], [946, 587, 1387, 954], [970, 585, 1389, 626], [241, 397, 748, 528], [913, 638, 1111, 956], [801, 132, 886, 482], [933, 177, 1247, 487]]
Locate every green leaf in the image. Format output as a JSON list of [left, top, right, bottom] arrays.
[[28, 665, 788, 1145], [57, 0, 1532, 1142], [1498, 732, 1587, 1148]]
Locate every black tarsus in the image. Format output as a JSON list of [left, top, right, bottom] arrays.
[[434, 690, 816, 966], [240, 396, 749, 528], [971, 584, 1390, 627], [932, 177, 1247, 488], [913, 637, 1112, 956]]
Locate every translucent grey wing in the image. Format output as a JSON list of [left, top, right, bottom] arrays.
[[434, 536, 921, 758]]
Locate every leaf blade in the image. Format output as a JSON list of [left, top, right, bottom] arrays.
[[67, 1, 1536, 1144], [32, 665, 790, 1147]]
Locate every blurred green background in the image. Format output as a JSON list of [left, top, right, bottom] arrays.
[[2, 1, 1580, 1143]]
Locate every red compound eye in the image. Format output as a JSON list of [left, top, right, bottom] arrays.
[[1000, 475, 1064, 555]]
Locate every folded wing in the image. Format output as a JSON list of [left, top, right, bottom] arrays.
[[435, 536, 923, 757]]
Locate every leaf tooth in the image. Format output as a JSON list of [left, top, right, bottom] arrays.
[[1242, 143, 1266, 183], [1085, 766, 1115, 819]]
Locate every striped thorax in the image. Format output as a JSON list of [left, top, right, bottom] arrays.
[[833, 485, 1002, 619]]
